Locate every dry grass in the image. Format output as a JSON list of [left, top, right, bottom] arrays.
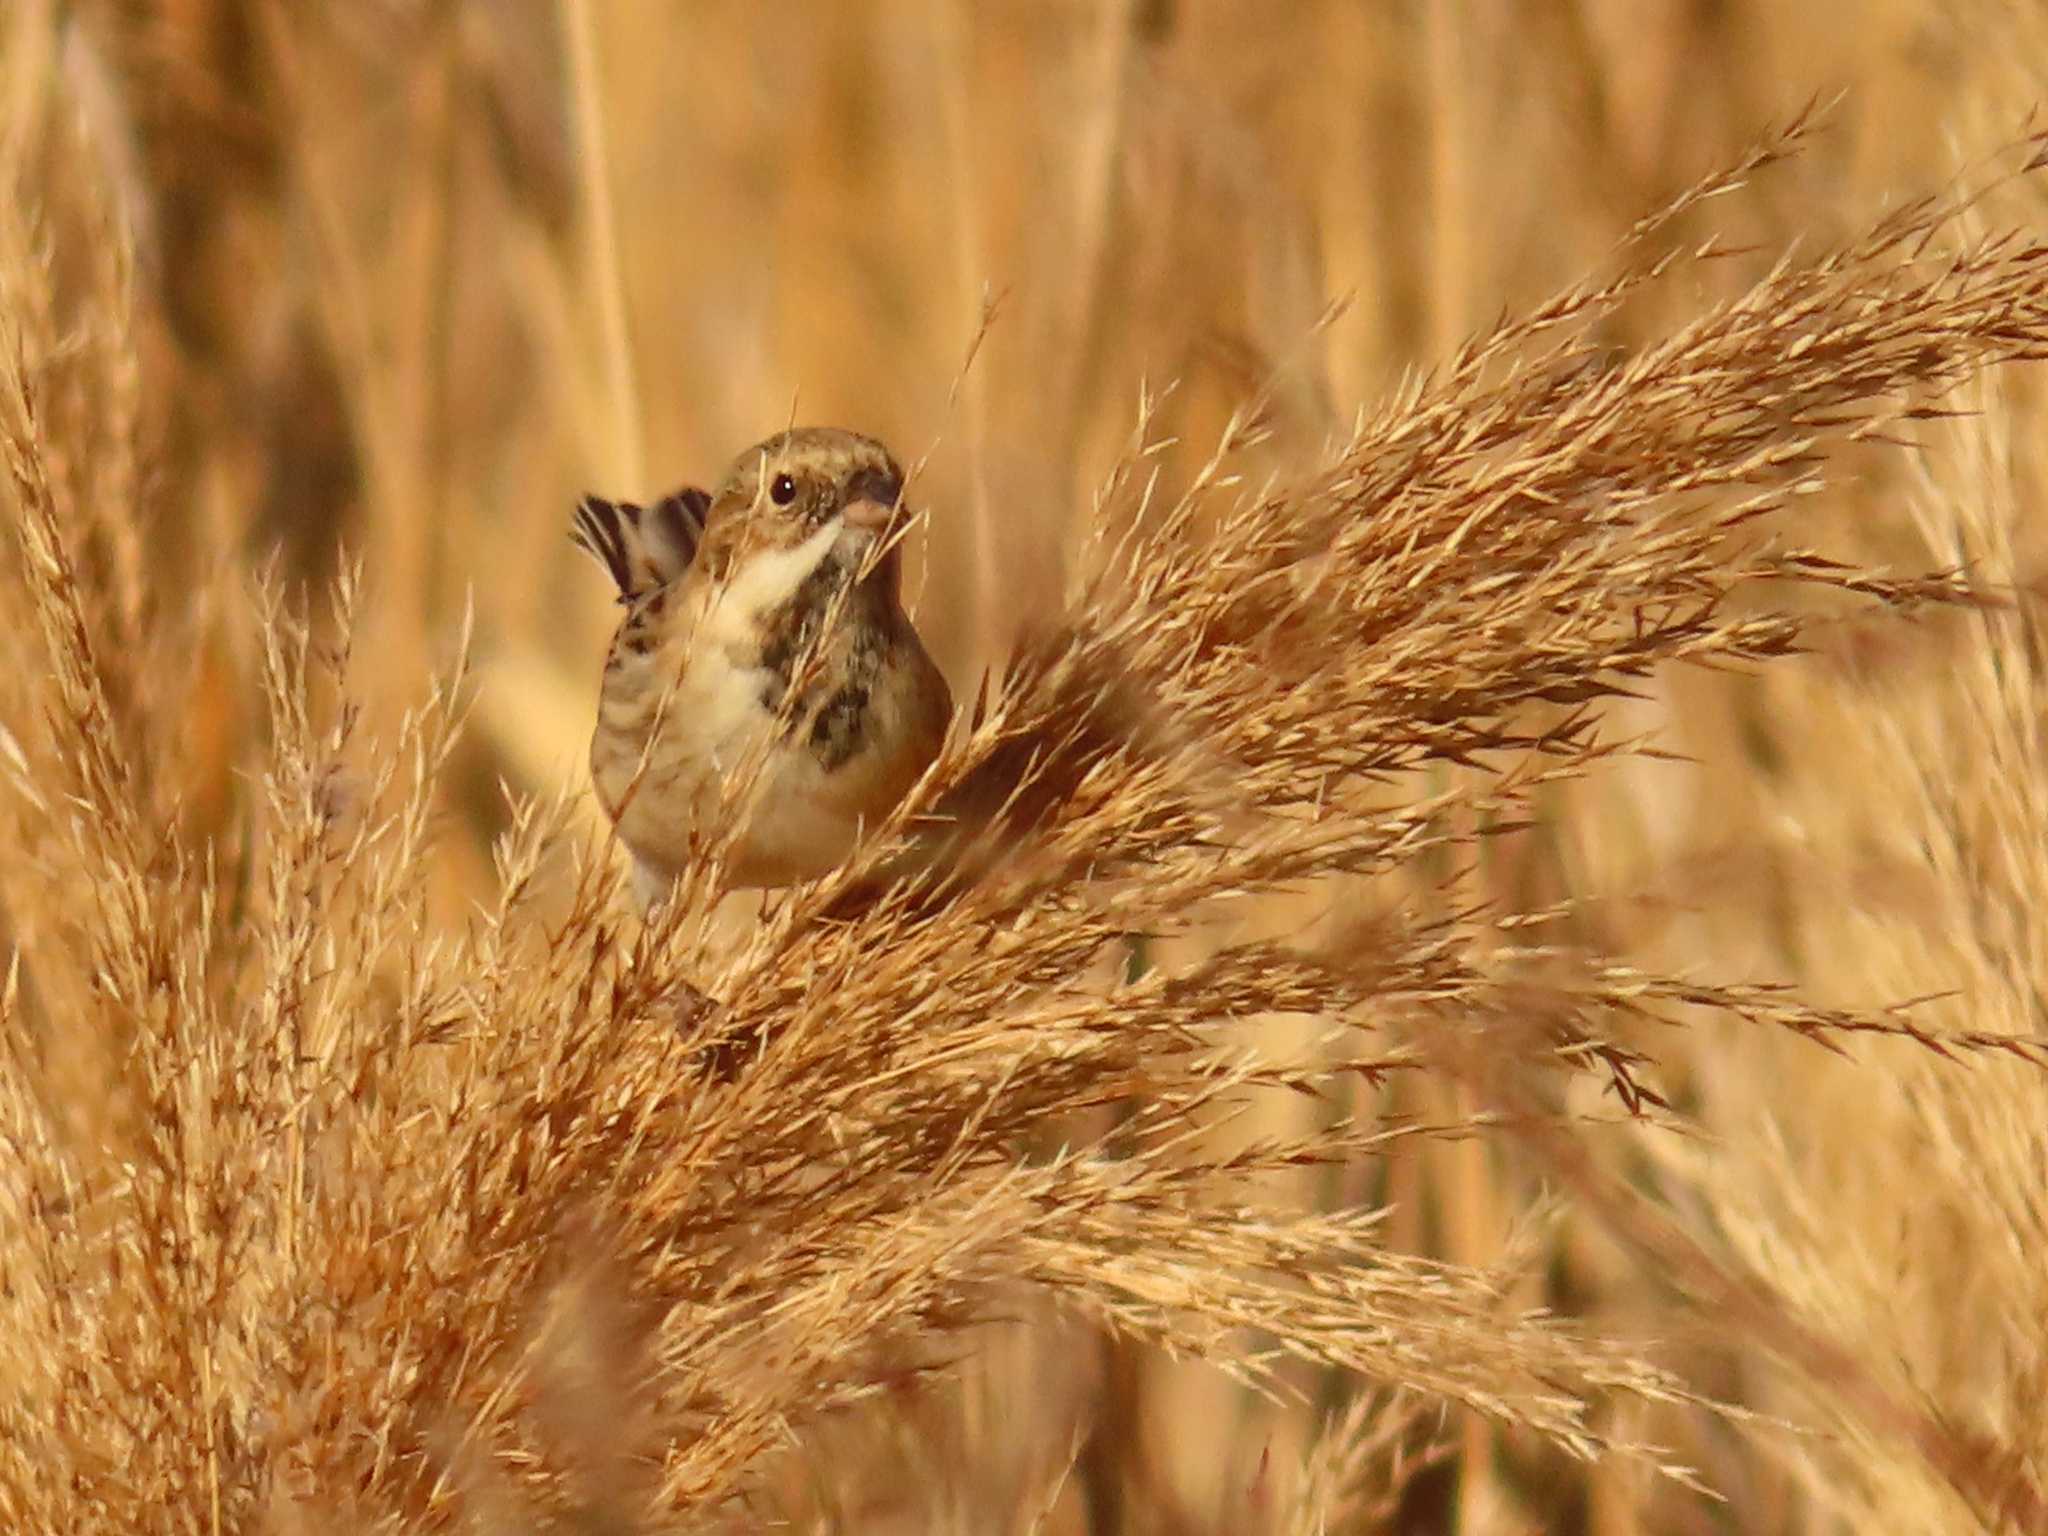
[[7, 3, 2048, 1532]]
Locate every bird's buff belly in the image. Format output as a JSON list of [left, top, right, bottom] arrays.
[[593, 654, 887, 887]]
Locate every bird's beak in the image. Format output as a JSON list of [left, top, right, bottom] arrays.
[[840, 495, 899, 533]]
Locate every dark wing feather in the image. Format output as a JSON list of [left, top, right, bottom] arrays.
[[570, 486, 710, 600], [645, 487, 709, 576], [571, 495, 638, 596]]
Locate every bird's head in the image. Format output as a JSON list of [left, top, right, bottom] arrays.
[[698, 427, 910, 594]]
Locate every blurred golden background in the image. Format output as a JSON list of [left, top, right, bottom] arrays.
[[21, 0, 1993, 814], [8, 1, 2048, 1532]]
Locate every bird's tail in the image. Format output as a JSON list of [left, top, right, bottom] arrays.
[[570, 486, 711, 600]]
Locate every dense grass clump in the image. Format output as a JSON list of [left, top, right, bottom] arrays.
[[6, 6, 2048, 1532]]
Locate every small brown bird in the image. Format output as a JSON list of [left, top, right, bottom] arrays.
[[572, 427, 952, 903]]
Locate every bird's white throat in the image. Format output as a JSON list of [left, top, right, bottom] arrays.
[[713, 518, 846, 623]]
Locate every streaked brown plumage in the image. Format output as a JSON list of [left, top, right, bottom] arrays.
[[572, 428, 952, 902]]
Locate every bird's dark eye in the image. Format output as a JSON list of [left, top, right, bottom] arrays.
[[769, 472, 797, 507]]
